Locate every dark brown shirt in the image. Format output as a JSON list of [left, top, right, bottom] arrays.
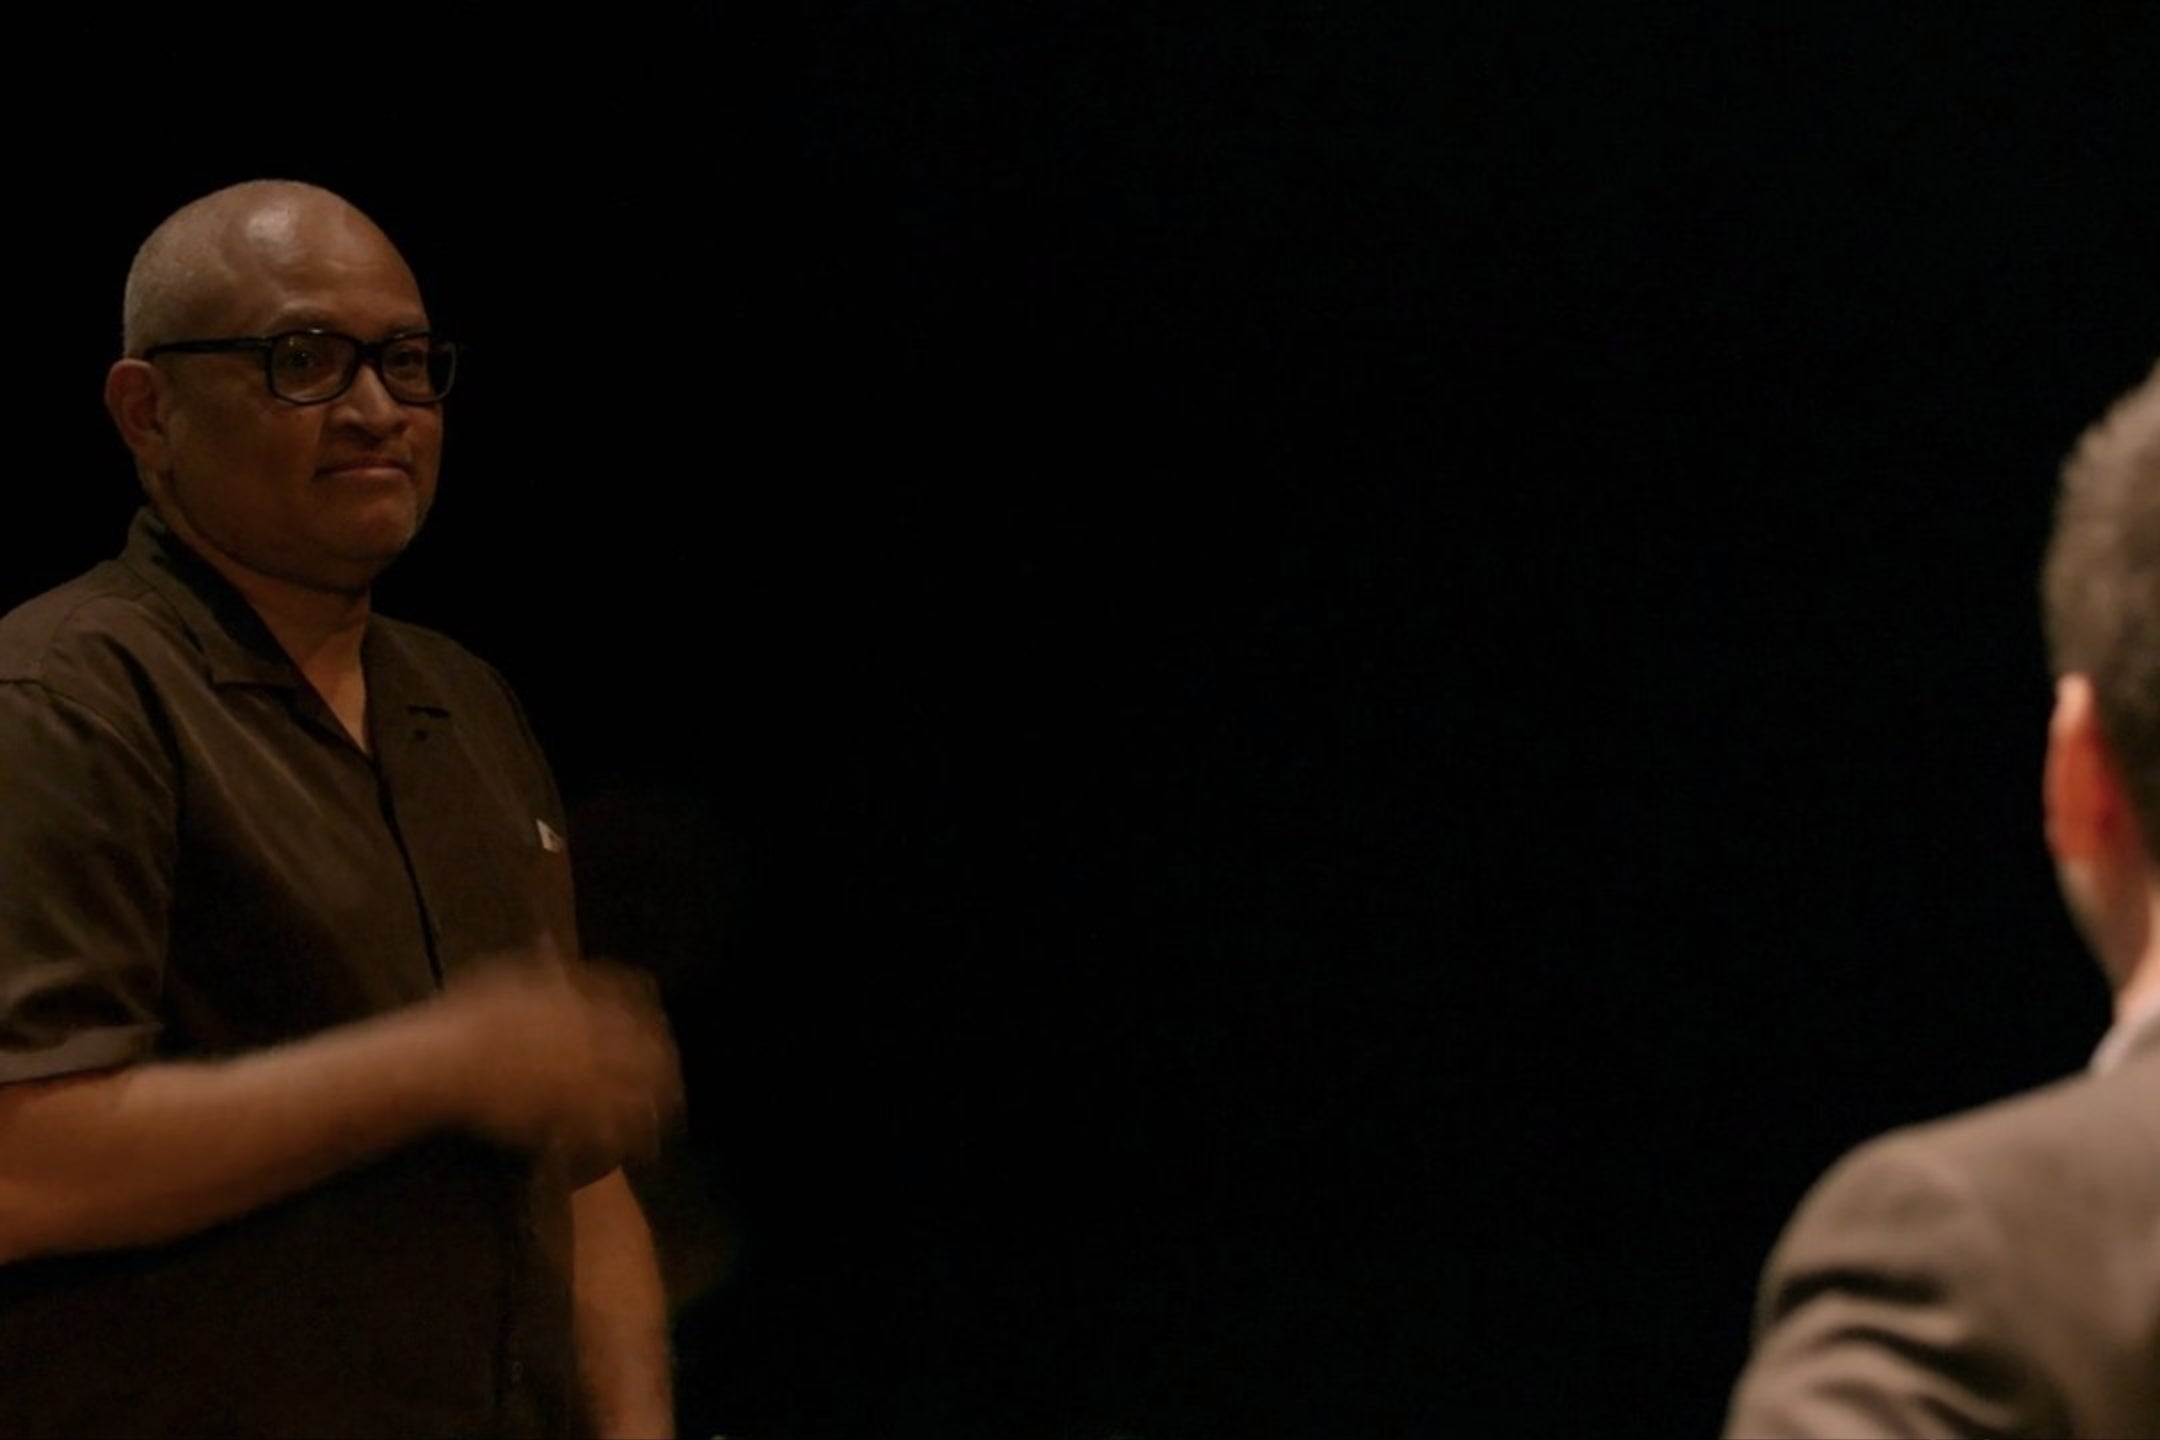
[[0, 510, 582, 1438]]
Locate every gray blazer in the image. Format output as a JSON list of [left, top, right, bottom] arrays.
[[1724, 1022, 2160, 1438]]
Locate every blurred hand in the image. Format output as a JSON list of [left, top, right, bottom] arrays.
[[428, 952, 684, 1186]]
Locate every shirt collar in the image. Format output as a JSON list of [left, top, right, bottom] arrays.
[[120, 507, 301, 689], [2092, 986, 2160, 1075], [117, 508, 451, 716]]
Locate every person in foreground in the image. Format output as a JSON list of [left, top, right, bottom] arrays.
[[1723, 361, 2160, 1438], [0, 180, 684, 1438]]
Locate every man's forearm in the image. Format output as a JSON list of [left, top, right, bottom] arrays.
[[0, 957, 681, 1269], [0, 1003, 464, 1265], [572, 1168, 676, 1439]]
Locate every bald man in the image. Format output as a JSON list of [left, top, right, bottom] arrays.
[[1724, 363, 2160, 1437], [0, 182, 682, 1438]]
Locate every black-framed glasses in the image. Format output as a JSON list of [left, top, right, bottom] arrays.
[[142, 329, 459, 405]]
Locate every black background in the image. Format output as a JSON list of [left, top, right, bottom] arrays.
[[11, 7, 2159, 1436]]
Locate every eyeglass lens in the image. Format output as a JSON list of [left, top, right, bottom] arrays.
[[269, 333, 455, 403]]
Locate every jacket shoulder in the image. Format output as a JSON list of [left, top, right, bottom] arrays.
[[1726, 1065, 2160, 1437], [1883, 1058, 2160, 1210]]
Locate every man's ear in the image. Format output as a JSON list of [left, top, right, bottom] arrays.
[[104, 359, 169, 469], [2045, 674, 2128, 864]]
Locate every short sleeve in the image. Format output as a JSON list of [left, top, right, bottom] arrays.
[[0, 677, 175, 1083], [1721, 1137, 2063, 1438]]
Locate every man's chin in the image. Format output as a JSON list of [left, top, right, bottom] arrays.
[[330, 498, 428, 567], [276, 507, 427, 597]]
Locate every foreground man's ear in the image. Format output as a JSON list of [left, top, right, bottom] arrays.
[[2045, 674, 2127, 865], [2044, 671, 2157, 988]]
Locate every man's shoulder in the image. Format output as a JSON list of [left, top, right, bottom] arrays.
[[367, 612, 519, 697], [0, 560, 186, 694], [1728, 1060, 2160, 1437], [1789, 1058, 2160, 1264], [1853, 1052, 2160, 1201], [366, 612, 547, 754], [370, 611, 492, 669]]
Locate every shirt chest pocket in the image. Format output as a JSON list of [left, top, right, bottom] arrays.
[[379, 717, 575, 975]]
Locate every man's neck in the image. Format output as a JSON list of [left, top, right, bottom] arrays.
[[2117, 956, 2160, 1032], [224, 568, 371, 675], [2111, 889, 2160, 1028]]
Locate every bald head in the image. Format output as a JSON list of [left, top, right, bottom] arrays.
[[104, 180, 443, 599], [121, 181, 414, 357]]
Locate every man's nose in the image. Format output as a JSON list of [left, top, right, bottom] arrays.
[[333, 361, 413, 432]]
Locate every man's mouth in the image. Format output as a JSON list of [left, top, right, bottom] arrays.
[[319, 456, 412, 478]]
